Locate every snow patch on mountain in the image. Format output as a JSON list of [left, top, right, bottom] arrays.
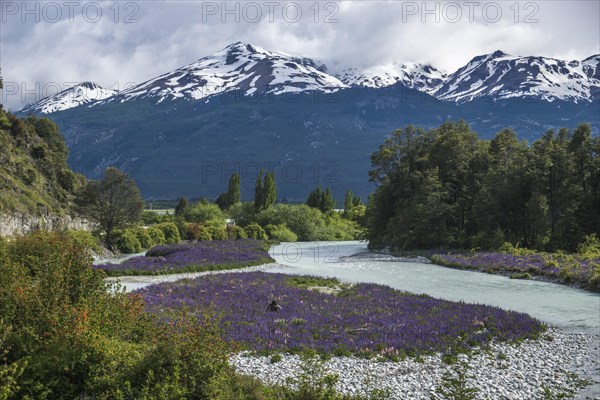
[[336, 62, 448, 94], [110, 42, 348, 104], [21, 82, 117, 114], [434, 51, 600, 103]]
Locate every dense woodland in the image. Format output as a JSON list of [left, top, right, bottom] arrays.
[[366, 121, 600, 252]]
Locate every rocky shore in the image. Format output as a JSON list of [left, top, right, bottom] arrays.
[[231, 328, 600, 399]]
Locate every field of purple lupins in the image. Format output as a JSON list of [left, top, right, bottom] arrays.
[[94, 239, 273, 276], [431, 250, 600, 292], [139, 272, 545, 357]]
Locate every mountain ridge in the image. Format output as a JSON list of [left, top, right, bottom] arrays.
[[20, 43, 600, 114]]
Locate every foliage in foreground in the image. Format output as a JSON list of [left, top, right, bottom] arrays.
[[0, 231, 392, 399]]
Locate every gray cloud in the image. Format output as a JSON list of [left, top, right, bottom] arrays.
[[1, 0, 598, 110]]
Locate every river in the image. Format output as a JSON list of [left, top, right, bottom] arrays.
[[263, 241, 600, 330], [105, 240, 600, 330]]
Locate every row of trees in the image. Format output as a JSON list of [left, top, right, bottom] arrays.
[[366, 121, 599, 252]]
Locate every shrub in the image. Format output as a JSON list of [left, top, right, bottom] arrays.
[[141, 211, 163, 225], [577, 234, 600, 258], [227, 225, 248, 240], [509, 272, 532, 280], [204, 220, 227, 241], [245, 223, 267, 240], [133, 227, 155, 249], [187, 202, 225, 224], [186, 223, 213, 241], [432, 361, 478, 400], [147, 226, 166, 245], [205, 369, 269, 400], [65, 230, 100, 252], [256, 204, 324, 241], [0, 231, 155, 399], [156, 222, 181, 244], [588, 265, 600, 291], [264, 224, 297, 242], [113, 229, 143, 254]]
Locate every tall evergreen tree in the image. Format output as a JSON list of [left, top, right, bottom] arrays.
[[174, 197, 189, 217], [254, 169, 264, 211], [263, 172, 277, 208], [321, 188, 335, 213], [344, 189, 354, 212], [306, 186, 323, 209], [216, 173, 241, 210]]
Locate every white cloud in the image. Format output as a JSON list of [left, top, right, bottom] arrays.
[[1, 0, 598, 110]]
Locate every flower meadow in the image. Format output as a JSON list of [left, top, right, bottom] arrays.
[[431, 252, 600, 292], [139, 272, 545, 357], [94, 239, 273, 276]]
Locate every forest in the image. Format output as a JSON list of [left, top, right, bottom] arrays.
[[366, 121, 599, 252]]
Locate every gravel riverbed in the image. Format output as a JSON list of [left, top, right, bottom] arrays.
[[230, 328, 600, 400]]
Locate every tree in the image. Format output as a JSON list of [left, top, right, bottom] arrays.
[[254, 169, 265, 211], [216, 173, 241, 210], [254, 170, 276, 211], [174, 197, 189, 217], [75, 167, 144, 245], [344, 189, 354, 214], [306, 186, 323, 209], [321, 188, 335, 213], [306, 186, 335, 213], [263, 172, 277, 208]]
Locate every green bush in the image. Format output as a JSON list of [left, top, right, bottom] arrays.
[[156, 222, 181, 244], [205, 369, 269, 400], [204, 220, 227, 241], [577, 234, 600, 258], [133, 227, 155, 249], [113, 229, 143, 254], [186, 223, 213, 241], [256, 204, 324, 241], [187, 202, 225, 224], [141, 211, 165, 225], [245, 223, 268, 240], [226, 225, 247, 240], [65, 230, 100, 252], [264, 224, 297, 242], [147, 226, 166, 245]]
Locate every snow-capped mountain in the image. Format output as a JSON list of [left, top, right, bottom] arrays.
[[336, 62, 448, 94], [19, 45, 600, 114], [109, 42, 348, 104], [433, 50, 600, 103], [22, 82, 117, 113]]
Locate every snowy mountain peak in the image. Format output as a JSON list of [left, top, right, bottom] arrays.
[[113, 42, 346, 104], [21, 82, 117, 114], [336, 62, 448, 93], [434, 51, 600, 103], [19, 47, 600, 114]]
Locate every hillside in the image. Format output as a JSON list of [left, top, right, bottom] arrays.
[[0, 107, 85, 215]]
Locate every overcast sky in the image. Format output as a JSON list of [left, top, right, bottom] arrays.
[[1, 0, 599, 110]]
